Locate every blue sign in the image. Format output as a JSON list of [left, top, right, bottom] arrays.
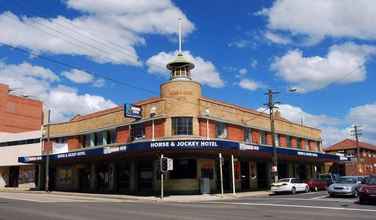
[[124, 104, 142, 119], [240, 143, 339, 161]]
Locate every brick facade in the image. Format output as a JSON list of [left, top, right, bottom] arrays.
[[227, 124, 244, 142], [67, 136, 81, 151], [0, 83, 42, 133]]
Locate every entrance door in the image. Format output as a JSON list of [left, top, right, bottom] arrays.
[[117, 162, 130, 193], [8, 166, 19, 187], [240, 161, 250, 191], [78, 166, 90, 192], [137, 160, 153, 194], [257, 162, 269, 189]]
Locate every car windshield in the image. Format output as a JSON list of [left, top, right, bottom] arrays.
[[278, 178, 290, 183], [366, 177, 376, 185], [336, 177, 357, 184]]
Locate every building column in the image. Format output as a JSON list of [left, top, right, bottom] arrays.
[[90, 163, 96, 192], [109, 162, 116, 192], [129, 161, 137, 193]]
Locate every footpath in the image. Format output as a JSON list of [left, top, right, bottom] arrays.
[[0, 187, 270, 203]]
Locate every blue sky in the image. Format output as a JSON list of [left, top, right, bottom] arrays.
[[0, 0, 375, 145]]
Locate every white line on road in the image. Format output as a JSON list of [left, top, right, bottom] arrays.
[[311, 195, 330, 200], [205, 202, 376, 212], [267, 197, 355, 203]]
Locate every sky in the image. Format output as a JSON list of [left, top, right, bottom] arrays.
[[0, 0, 375, 146]]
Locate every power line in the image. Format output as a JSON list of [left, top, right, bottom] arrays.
[[2, 44, 269, 125], [10, 0, 138, 60]]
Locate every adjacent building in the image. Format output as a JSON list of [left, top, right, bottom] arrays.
[[324, 139, 376, 176], [0, 83, 43, 188], [20, 52, 339, 195]]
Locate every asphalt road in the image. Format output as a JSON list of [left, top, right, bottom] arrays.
[[0, 191, 375, 220]]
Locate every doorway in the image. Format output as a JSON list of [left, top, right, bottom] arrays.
[[78, 166, 91, 192], [8, 166, 19, 187], [240, 161, 250, 191], [137, 160, 153, 194], [257, 162, 269, 189]]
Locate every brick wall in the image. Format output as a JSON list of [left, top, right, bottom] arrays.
[[279, 135, 287, 147], [68, 136, 81, 151], [227, 124, 244, 142], [43, 141, 53, 154], [291, 137, 297, 148], [198, 119, 216, 138], [144, 119, 165, 139], [251, 130, 260, 144], [266, 132, 272, 145], [0, 83, 43, 133], [117, 126, 130, 143]]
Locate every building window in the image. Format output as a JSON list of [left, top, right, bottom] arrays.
[[131, 123, 145, 140], [55, 137, 67, 143], [296, 138, 302, 149], [244, 128, 252, 143], [260, 131, 266, 145], [172, 117, 193, 135], [286, 136, 291, 148], [216, 122, 227, 139], [107, 129, 117, 144], [303, 140, 309, 149], [95, 132, 104, 146], [169, 159, 197, 179]]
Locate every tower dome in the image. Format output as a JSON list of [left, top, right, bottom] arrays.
[[166, 52, 195, 80]]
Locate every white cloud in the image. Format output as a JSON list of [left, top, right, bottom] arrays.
[[0, 61, 116, 122], [264, 31, 291, 45], [259, 0, 376, 44], [62, 69, 104, 87], [0, 0, 194, 65], [238, 79, 264, 91], [258, 104, 348, 146], [238, 68, 247, 75], [146, 50, 224, 88], [348, 103, 376, 143], [271, 42, 376, 92], [228, 39, 252, 48]]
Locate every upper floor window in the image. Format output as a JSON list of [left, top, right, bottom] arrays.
[[303, 140, 309, 149], [106, 129, 117, 144], [172, 117, 193, 135], [131, 123, 145, 140], [260, 131, 266, 145], [296, 138, 302, 149], [244, 128, 252, 143], [216, 122, 228, 139], [286, 136, 291, 148]]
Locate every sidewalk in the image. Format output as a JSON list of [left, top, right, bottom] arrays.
[[0, 187, 270, 203]]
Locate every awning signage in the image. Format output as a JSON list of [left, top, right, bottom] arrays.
[[123, 140, 240, 151]]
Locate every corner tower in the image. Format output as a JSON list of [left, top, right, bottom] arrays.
[[160, 19, 202, 137]]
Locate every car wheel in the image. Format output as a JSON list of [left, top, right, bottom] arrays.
[[291, 187, 296, 195], [353, 190, 359, 198], [329, 193, 335, 198], [305, 186, 309, 193]]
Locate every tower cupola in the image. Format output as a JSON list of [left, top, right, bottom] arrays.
[[166, 18, 195, 81]]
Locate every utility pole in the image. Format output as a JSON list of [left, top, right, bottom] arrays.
[[265, 89, 280, 183], [351, 125, 362, 174], [45, 109, 51, 192]]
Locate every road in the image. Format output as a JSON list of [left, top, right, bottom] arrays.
[[0, 191, 374, 220]]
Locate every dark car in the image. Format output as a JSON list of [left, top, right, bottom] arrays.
[[359, 175, 376, 204], [305, 178, 327, 191]]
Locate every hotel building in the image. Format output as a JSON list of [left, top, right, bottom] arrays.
[[20, 52, 339, 194]]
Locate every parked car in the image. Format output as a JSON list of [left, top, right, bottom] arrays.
[[305, 178, 327, 191], [359, 175, 376, 204], [271, 178, 309, 194], [328, 176, 364, 197], [319, 173, 337, 186]]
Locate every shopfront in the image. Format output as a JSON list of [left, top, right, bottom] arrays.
[[19, 139, 339, 195]]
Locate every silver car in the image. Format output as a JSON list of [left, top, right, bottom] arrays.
[[328, 176, 364, 197]]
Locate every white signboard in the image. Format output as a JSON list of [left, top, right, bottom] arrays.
[[53, 143, 68, 154]]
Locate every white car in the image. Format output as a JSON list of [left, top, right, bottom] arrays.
[[271, 178, 310, 194]]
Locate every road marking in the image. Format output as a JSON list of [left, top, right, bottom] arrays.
[[241, 196, 355, 203], [205, 201, 376, 212], [311, 195, 330, 200]]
